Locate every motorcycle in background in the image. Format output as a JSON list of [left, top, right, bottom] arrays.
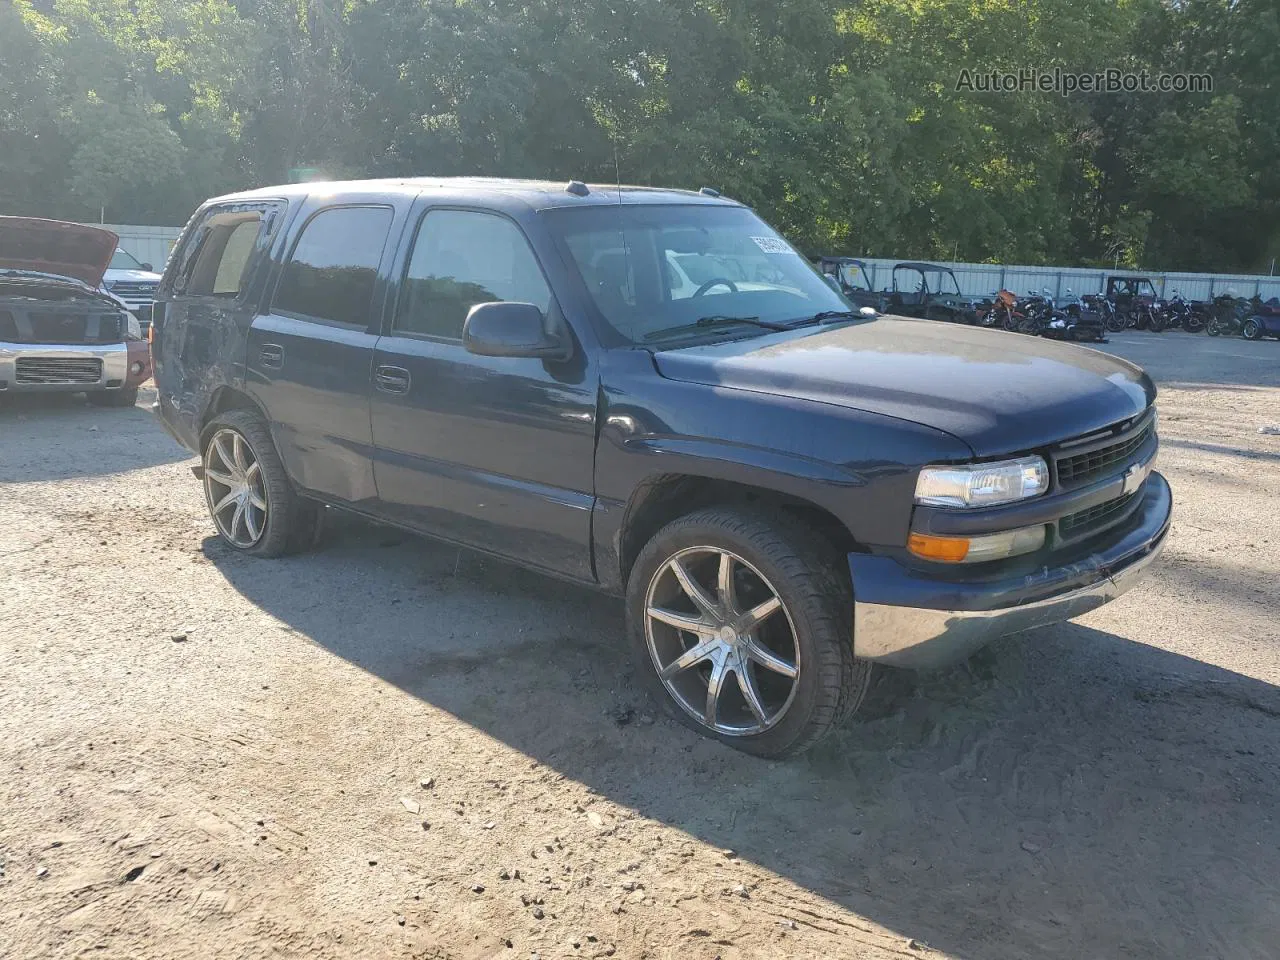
[[1204, 293, 1250, 337], [1148, 291, 1202, 333]]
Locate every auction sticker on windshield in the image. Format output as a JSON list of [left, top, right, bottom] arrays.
[[751, 236, 796, 254]]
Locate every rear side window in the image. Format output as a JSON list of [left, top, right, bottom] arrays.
[[395, 210, 551, 340], [273, 206, 393, 326], [182, 211, 264, 297]]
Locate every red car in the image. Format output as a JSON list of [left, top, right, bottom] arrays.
[[0, 217, 151, 406]]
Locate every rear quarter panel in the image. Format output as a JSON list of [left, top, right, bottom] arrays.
[[152, 200, 294, 449]]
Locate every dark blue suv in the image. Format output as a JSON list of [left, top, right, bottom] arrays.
[[152, 178, 1171, 757]]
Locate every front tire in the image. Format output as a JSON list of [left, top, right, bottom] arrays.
[[1242, 318, 1264, 340], [201, 409, 318, 557], [626, 507, 871, 758]]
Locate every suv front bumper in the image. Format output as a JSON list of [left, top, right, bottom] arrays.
[[849, 471, 1172, 669]]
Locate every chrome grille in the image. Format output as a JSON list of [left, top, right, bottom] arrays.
[[15, 357, 104, 384], [107, 281, 158, 298]]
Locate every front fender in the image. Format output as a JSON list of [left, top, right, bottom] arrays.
[[591, 349, 972, 590]]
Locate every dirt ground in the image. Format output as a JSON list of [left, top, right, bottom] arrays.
[[2, 331, 1278, 960]]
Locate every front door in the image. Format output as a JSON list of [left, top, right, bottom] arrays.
[[369, 206, 597, 581], [246, 203, 400, 507]]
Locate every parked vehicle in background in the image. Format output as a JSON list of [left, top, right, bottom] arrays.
[[101, 246, 163, 332], [1241, 297, 1280, 340], [0, 217, 151, 406], [1204, 293, 1249, 337], [151, 177, 1171, 758], [888, 262, 980, 324], [814, 256, 888, 312], [1149, 292, 1203, 333], [1044, 288, 1107, 343], [1106, 275, 1159, 330]]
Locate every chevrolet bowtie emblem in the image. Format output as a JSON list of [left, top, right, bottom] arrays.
[[1122, 462, 1147, 496]]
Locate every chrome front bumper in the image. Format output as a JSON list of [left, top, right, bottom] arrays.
[[0, 341, 129, 393], [850, 472, 1172, 670]]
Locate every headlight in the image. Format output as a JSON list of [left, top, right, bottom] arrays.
[[915, 455, 1049, 508], [126, 313, 142, 340]]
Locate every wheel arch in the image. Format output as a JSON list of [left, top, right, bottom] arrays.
[[614, 474, 865, 592], [199, 386, 270, 446]]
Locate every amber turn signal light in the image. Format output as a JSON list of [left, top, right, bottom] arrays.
[[908, 533, 971, 562]]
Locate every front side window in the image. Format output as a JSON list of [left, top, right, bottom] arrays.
[[273, 206, 393, 326], [395, 209, 551, 339], [545, 204, 848, 344]]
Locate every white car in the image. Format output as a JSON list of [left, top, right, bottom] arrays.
[[101, 247, 162, 331]]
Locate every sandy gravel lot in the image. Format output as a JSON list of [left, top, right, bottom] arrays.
[[2, 331, 1278, 960]]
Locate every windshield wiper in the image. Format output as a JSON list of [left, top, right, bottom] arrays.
[[793, 309, 865, 325], [641, 315, 791, 341]]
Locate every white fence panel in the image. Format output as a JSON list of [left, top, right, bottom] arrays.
[[847, 256, 1280, 303], [89, 224, 183, 272]]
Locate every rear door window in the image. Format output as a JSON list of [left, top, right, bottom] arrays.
[[180, 210, 267, 298], [272, 206, 394, 327]]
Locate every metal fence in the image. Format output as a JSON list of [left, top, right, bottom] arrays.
[[856, 258, 1280, 302]]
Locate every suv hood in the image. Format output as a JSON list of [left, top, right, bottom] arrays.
[[652, 317, 1156, 457], [0, 217, 119, 288]]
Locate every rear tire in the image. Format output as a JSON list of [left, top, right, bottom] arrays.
[[200, 409, 319, 557], [626, 507, 871, 758], [88, 387, 138, 408]]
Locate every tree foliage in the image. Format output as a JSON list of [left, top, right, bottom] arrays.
[[1, 0, 1275, 271]]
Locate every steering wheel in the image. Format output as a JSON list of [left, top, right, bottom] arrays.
[[692, 278, 738, 298]]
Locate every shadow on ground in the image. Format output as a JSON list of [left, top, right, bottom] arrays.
[[0, 388, 190, 481], [208, 514, 1280, 960]]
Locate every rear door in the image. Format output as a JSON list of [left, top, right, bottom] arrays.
[[246, 201, 404, 507], [368, 202, 598, 581], [153, 200, 284, 441]]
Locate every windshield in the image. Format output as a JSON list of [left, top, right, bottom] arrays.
[[544, 204, 849, 343], [109, 248, 143, 270]]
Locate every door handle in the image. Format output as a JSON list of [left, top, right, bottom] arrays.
[[259, 343, 284, 369], [374, 365, 411, 394]]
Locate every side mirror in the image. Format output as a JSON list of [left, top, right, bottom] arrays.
[[858, 306, 878, 318], [141, 262, 154, 272], [463, 301, 571, 361]]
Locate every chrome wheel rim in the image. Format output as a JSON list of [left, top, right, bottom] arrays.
[[203, 428, 268, 548], [644, 546, 800, 736]]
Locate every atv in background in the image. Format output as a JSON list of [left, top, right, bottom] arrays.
[[888, 262, 979, 324], [1105, 275, 1160, 330], [813, 256, 888, 312]]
